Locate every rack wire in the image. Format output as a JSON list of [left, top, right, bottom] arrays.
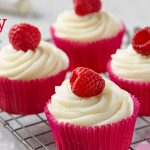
[[1, 28, 150, 150], [0, 110, 56, 150], [1, 104, 150, 150]]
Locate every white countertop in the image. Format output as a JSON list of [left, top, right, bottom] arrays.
[[0, 0, 150, 150], [0, 124, 26, 150]]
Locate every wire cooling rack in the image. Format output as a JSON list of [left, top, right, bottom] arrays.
[[1, 101, 150, 150], [1, 27, 150, 150]]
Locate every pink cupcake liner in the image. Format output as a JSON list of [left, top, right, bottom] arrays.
[[45, 95, 139, 150], [107, 61, 150, 116], [50, 24, 125, 73], [0, 69, 67, 115]]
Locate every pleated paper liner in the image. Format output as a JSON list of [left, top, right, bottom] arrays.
[[45, 95, 139, 150], [0, 69, 67, 115], [107, 61, 150, 116], [50, 24, 125, 73]]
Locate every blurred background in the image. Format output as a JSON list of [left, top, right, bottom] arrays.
[[0, 0, 150, 150], [0, 0, 150, 47]]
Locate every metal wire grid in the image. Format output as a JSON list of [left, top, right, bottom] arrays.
[[1, 110, 150, 150], [0, 110, 56, 150], [0, 27, 149, 150]]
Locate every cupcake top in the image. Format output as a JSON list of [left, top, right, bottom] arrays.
[[53, 10, 123, 42], [111, 27, 150, 81], [52, 0, 123, 42], [0, 23, 69, 80], [48, 67, 133, 127]]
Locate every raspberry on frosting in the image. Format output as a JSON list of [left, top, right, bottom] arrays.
[[9, 23, 41, 51], [70, 67, 105, 98], [132, 27, 150, 56], [73, 0, 102, 16]]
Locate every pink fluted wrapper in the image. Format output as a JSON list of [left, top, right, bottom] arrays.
[[50, 25, 125, 73], [0, 70, 67, 115], [45, 95, 139, 150], [107, 61, 150, 116]]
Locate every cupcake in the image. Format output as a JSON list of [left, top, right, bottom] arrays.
[[0, 23, 69, 115], [45, 67, 139, 150], [108, 27, 150, 116], [50, 0, 125, 73]]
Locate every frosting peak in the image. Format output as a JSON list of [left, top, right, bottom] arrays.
[[49, 79, 133, 126], [111, 45, 150, 81], [53, 10, 123, 42], [0, 41, 69, 80]]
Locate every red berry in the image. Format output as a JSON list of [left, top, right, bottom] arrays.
[[132, 27, 150, 56], [73, 0, 101, 16], [70, 67, 105, 98], [9, 23, 41, 51]]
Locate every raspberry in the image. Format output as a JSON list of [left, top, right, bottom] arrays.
[[9, 23, 41, 51], [73, 0, 101, 16], [132, 27, 150, 56], [70, 67, 105, 98]]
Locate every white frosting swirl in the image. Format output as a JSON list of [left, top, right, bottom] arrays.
[[53, 10, 123, 42], [111, 45, 150, 81], [48, 79, 133, 126], [0, 41, 69, 80]]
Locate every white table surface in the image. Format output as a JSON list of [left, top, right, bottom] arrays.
[[0, 0, 150, 150]]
